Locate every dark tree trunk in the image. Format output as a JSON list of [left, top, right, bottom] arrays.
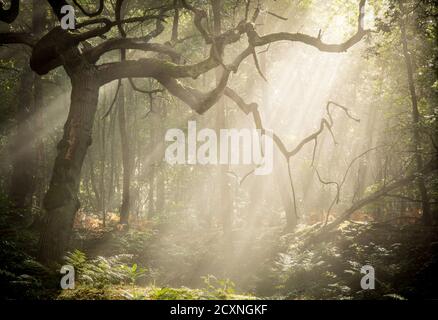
[[38, 63, 99, 264]]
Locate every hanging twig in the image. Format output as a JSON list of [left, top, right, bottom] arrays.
[[102, 79, 122, 119], [267, 11, 288, 21]]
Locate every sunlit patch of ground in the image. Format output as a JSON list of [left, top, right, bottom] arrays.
[[57, 285, 257, 300]]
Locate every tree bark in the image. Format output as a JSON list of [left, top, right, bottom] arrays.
[[38, 63, 99, 264]]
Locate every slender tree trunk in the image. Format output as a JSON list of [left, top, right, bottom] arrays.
[[99, 105, 106, 227], [400, 12, 431, 225], [276, 167, 297, 231], [107, 108, 116, 210], [147, 117, 156, 219], [155, 99, 166, 214], [88, 151, 101, 210], [354, 93, 378, 201], [148, 168, 155, 219], [38, 64, 99, 264], [118, 83, 131, 225], [212, 0, 232, 234]]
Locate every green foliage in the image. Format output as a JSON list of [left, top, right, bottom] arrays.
[[0, 195, 56, 299], [148, 286, 205, 300], [262, 222, 438, 300], [64, 250, 147, 288], [59, 282, 255, 301], [104, 230, 154, 257], [202, 275, 236, 299], [118, 263, 148, 285]]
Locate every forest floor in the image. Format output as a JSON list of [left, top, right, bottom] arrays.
[[1, 204, 438, 300]]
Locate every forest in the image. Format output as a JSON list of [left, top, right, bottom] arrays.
[[0, 0, 437, 301]]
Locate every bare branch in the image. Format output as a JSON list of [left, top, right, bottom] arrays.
[[308, 154, 438, 244], [102, 79, 122, 119], [267, 11, 288, 21], [86, 39, 183, 63], [245, 0, 368, 53], [252, 47, 268, 82], [0, 32, 36, 47], [73, 0, 105, 18]]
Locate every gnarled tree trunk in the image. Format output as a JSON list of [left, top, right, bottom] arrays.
[[38, 63, 99, 264]]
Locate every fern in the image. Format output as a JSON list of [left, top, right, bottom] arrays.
[[64, 250, 147, 287]]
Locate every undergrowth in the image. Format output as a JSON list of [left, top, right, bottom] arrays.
[[2, 190, 437, 300]]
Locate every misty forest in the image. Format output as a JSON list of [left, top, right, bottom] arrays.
[[0, 0, 437, 300]]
